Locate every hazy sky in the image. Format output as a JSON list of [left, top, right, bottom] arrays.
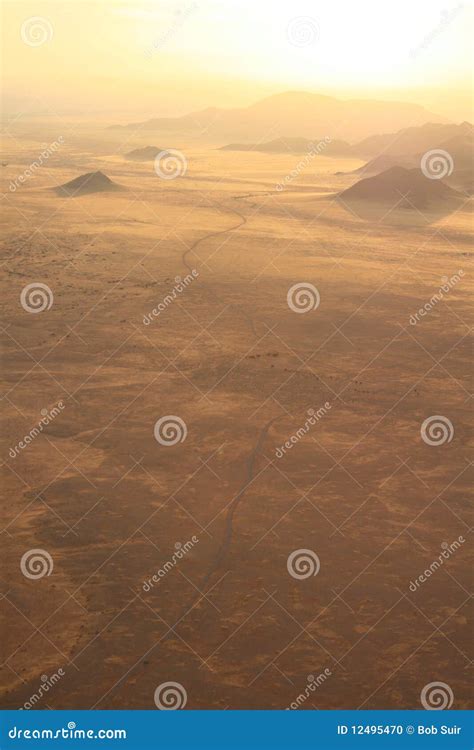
[[2, 0, 473, 120]]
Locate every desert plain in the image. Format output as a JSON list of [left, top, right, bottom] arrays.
[[0, 120, 472, 711]]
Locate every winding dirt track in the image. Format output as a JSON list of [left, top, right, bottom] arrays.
[[197, 414, 282, 592], [181, 201, 246, 274], [162, 199, 284, 635], [168, 413, 283, 635], [181, 198, 258, 338]]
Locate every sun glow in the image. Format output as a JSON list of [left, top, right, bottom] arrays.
[[2, 0, 472, 119]]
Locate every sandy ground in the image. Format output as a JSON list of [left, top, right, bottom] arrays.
[[0, 126, 472, 710]]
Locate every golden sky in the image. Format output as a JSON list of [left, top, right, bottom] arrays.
[[2, 0, 473, 120]]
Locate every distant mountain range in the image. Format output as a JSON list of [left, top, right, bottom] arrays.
[[216, 121, 472, 193], [346, 154, 415, 175], [218, 136, 353, 157], [114, 115, 472, 205], [356, 120, 473, 157], [219, 121, 472, 158], [346, 123, 472, 193], [109, 91, 445, 142]]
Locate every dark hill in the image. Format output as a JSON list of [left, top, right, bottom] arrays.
[[340, 166, 462, 209], [54, 171, 125, 196], [124, 146, 166, 161]]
